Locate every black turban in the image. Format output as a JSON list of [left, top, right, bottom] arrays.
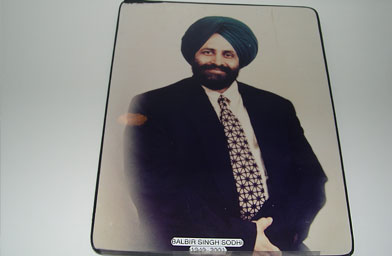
[[181, 16, 258, 68]]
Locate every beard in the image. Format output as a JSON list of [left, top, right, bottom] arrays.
[[192, 63, 239, 90]]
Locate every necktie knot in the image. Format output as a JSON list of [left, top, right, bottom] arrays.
[[218, 95, 230, 110]]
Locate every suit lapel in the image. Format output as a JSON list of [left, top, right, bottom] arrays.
[[238, 83, 270, 153], [238, 83, 284, 197]]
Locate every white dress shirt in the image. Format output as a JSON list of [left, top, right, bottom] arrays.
[[202, 81, 269, 199]]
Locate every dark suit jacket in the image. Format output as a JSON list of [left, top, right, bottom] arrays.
[[124, 77, 327, 251]]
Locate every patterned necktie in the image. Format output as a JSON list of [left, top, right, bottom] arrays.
[[218, 95, 267, 221]]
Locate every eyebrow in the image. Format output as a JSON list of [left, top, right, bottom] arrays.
[[201, 48, 215, 51], [200, 48, 236, 53]]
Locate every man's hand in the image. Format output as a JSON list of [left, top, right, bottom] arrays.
[[252, 217, 280, 253]]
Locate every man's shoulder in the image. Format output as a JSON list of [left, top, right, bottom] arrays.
[[133, 78, 195, 101], [237, 81, 292, 106], [129, 77, 198, 112]]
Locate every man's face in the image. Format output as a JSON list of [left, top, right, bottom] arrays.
[[192, 33, 240, 91]]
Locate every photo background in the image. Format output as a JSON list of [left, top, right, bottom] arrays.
[[92, 3, 352, 255]]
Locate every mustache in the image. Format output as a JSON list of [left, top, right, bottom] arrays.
[[199, 64, 232, 73]]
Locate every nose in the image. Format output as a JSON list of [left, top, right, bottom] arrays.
[[212, 53, 223, 66]]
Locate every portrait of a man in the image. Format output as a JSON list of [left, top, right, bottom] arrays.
[[124, 16, 328, 252]]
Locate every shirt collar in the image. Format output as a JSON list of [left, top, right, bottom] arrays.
[[202, 80, 240, 106]]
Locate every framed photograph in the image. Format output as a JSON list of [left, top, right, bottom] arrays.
[[91, 1, 353, 255]]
